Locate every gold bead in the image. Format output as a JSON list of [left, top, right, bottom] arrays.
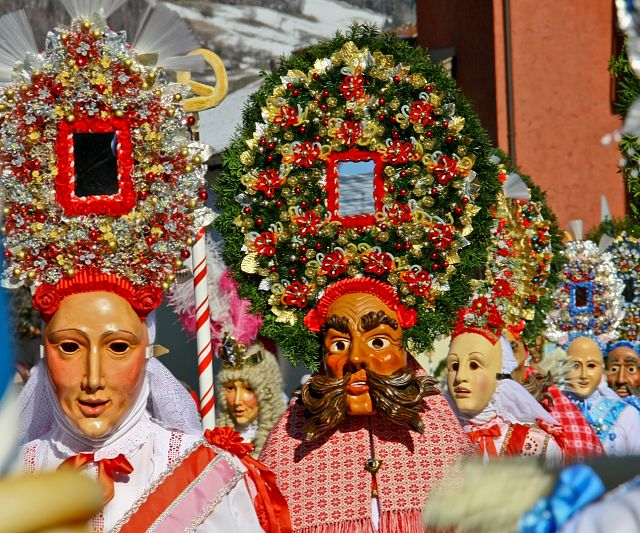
[[66, 268, 76, 277], [167, 108, 175, 117], [27, 271, 36, 280], [20, 84, 28, 93], [109, 242, 117, 251], [61, 33, 69, 41], [186, 237, 195, 246], [174, 259, 184, 268], [187, 199, 198, 209], [66, 114, 76, 122], [161, 281, 170, 291], [0, 104, 7, 112], [180, 148, 189, 157], [185, 165, 193, 173], [173, 94, 182, 102], [82, 20, 91, 30], [2, 207, 9, 215], [167, 274, 175, 282], [114, 109, 124, 118], [124, 59, 133, 68], [5, 89, 14, 99], [193, 155, 202, 164], [16, 251, 25, 260], [12, 268, 22, 277], [150, 196, 158, 205], [142, 82, 150, 90], [92, 30, 102, 39]]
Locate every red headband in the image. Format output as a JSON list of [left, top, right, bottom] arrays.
[[33, 268, 163, 322], [451, 307, 502, 345], [303, 277, 418, 333]]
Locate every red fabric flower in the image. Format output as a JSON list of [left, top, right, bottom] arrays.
[[281, 281, 312, 308], [321, 250, 348, 278], [338, 73, 365, 101], [292, 142, 321, 167], [293, 210, 322, 237], [204, 427, 254, 458], [487, 306, 505, 328], [273, 105, 299, 129], [386, 202, 413, 225], [493, 279, 515, 298], [385, 140, 414, 164], [428, 223, 454, 250], [433, 155, 458, 185], [471, 297, 489, 316], [32, 286, 61, 317], [408, 100, 433, 126], [255, 169, 285, 198], [250, 232, 277, 257], [132, 286, 163, 315], [402, 268, 432, 298], [363, 251, 394, 275], [335, 120, 362, 146]]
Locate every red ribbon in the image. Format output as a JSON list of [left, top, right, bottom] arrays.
[[59, 452, 134, 504], [205, 427, 292, 533], [467, 425, 502, 457]]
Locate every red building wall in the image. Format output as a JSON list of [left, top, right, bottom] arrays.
[[418, 0, 625, 232]]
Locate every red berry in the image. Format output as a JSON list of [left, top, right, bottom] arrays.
[[186, 115, 197, 126], [181, 249, 191, 259], [255, 217, 264, 226], [292, 89, 300, 97], [242, 206, 251, 214], [314, 242, 323, 250]]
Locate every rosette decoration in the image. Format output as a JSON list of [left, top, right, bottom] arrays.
[[216, 26, 501, 368], [492, 152, 565, 346], [588, 217, 640, 344], [0, 3, 215, 317], [545, 235, 625, 349]]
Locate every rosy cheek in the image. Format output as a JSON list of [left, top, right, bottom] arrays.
[[103, 351, 146, 402], [225, 392, 236, 408], [242, 393, 259, 409], [46, 351, 83, 398]]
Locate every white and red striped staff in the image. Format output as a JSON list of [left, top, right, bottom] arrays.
[[192, 227, 216, 430]]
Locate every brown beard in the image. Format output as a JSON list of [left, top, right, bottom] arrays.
[[300, 367, 439, 441], [521, 370, 555, 405]]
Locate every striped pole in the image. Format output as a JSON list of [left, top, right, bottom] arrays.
[[192, 228, 215, 430]]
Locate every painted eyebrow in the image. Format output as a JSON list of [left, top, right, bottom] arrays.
[[624, 356, 639, 364], [321, 315, 350, 335], [100, 329, 140, 342], [360, 310, 398, 332]]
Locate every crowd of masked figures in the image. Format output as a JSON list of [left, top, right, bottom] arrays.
[[3, 1, 640, 533]]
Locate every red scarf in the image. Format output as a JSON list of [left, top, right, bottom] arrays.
[[260, 394, 473, 533]]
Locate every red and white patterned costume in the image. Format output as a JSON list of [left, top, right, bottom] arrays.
[[260, 392, 473, 533]]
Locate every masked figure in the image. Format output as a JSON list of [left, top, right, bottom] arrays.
[[563, 337, 640, 455], [447, 327, 563, 461], [214, 27, 509, 531], [1, 4, 288, 531], [217, 342, 286, 457], [606, 342, 640, 416]]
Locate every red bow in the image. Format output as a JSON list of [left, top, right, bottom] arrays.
[[59, 453, 134, 504], [467, 425, 502, 457], [205, 427, 292, 533]]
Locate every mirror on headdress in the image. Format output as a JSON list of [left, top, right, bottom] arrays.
[[73, 132, 119, 197]]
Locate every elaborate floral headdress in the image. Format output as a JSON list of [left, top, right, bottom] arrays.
[[544, 223, 625, 350], [0, 2, 224, 320], [452, 154, 560, 345], [587, 217, 640, 347], [216, 27, 501, 368]]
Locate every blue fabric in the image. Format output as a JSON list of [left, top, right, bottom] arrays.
[[624, 395, 640, 413], [566, 392, 626, 445], [518, 465, 606, 533], [0, 287, 12, 400]]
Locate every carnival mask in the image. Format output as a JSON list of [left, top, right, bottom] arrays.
[[44, 292, 148, 438], [566, 336, 603, 399], [224, 380, 260, 426], [447, 332, 502, 418], [301, 292, 435, 441], [606, 345, 640, 398]]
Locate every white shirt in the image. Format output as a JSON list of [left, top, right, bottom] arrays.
[[22, 412, 261, 532]]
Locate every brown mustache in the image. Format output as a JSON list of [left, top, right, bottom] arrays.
[[300, 367, 440, 441]]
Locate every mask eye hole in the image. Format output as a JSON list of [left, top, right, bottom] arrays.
[[329, 340, 349, 352], [109, 341, 130, 354], [60, 341, 80, 354], [368, 337, 390, 350], [449, 361, 459, 372], [469, 361, 480, 370]]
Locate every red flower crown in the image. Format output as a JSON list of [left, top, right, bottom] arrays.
[[33, 269, 162, 322], [451, 304, 503, 345], [304, 277, 418, 333]]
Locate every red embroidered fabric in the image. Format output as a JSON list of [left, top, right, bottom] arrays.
[[259, 394, 473, 533], [540, 385, 605, 458]]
